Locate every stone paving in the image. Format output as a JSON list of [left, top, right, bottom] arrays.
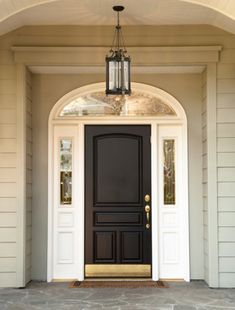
[[0, 280, 234, 310]]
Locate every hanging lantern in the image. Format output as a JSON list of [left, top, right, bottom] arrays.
[[106, 6, 131, 95]]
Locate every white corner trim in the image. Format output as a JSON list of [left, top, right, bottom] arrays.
[[206, 63, 219, 287], [16, 64, 27, 287]]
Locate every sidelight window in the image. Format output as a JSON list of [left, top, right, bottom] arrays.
[[163, 139, 175, 205], [60, 139, 72, 205]]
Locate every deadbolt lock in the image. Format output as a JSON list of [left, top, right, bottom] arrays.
[[144, 194, 151, 202]]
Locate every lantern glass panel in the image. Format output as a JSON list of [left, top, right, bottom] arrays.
[[124, 60, 129, 90], [108, 60, 115, 91]]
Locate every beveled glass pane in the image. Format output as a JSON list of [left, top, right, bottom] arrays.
[[60, 139, 72, 205], [60, 91, 176, 117], [163, 139, 175, 205], [109, 61, 115, 90], [124, 61, 129, 90]]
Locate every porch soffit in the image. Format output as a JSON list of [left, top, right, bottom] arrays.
[[11, 46, 222, 68]]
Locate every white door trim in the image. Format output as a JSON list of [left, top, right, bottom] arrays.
[[47, 82, 189, 282]]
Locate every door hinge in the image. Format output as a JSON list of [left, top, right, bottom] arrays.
[[150, 136, 152, 144]]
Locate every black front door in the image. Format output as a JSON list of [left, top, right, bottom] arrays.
[[85, 125, 151, 277]]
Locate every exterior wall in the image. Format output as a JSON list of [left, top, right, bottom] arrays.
[[32, 73, 203, 280], [217, 64, 235, 287], [0, 24, 235, 287], [25, 68, 32, 283]]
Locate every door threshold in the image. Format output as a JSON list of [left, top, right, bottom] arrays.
[[85, 264, 151, 277]]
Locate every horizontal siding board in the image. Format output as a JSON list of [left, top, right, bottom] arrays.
[[0, 110, 16, 124], [220, 49, 235, 64], [217, 93, 235, 109], [0, 243, 16, 257], [0, 213, 16, 227], [217, 124, 235, 138], [218, 197, 235, 212], [0, 228, 16, 242], [0, 168, 16, 182], [219, 257, 235, 272], [0, 80, 16, 94], [218, 153, 235, 167], [0, 139, 16, 153], [218, 168, 235, 182], [217, 108, 235, 123], [0, 66, 16, 80], [217, 78, 235, 93], [0, 273, 16, 287], [219, 242, 235, 257], [0, 51, 14, 65], [0, 125, 16, 139], [217, 138, 235, 152], [0, 257, 16, 272], [0, 94, 16, 109], [218, 182, 235, 197], [219, 227, 235, 242], [0, 198, 16, 212], [217, 64, 235, 79], [219, 212, 235, 226], [0, 183, 16, 197], [0, 154, 16, 167], [220, 273, 235, 287]]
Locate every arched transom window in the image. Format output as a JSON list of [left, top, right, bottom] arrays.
[[59, 91, 176, 117]]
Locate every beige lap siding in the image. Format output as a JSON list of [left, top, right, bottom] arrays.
[[217, 65, 235, 287], [0, 46, 17, 286]]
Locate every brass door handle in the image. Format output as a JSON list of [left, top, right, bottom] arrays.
[[145, 205, 151, 229]]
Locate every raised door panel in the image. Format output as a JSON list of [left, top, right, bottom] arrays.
[[94, 134, 141, 205]]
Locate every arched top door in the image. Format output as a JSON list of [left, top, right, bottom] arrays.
[[50, 82, 186, 121]]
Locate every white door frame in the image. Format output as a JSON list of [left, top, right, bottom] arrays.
[[47, 82, 189, 282]]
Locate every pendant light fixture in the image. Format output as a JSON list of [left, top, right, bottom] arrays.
[[106, 6, 131, 95]]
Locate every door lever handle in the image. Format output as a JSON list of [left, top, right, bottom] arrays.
[[145, 205, 151, 229]]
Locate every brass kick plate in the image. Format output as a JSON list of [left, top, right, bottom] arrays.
[[85, 264, 151, 278]]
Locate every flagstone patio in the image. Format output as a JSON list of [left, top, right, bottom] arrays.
[[0, 280, 234, 310]]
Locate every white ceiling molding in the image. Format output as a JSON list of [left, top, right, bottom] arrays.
[[1, 0, 235, 36], [28, 65, 205, 74]]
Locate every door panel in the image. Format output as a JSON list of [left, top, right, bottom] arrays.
[[85, 125, 151, 276], [94, 134, 141, 205]]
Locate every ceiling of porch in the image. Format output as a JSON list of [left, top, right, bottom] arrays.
[[1, 0, 235, 36]]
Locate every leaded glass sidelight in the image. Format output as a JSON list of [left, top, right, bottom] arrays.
[[163, 139, 175, 205], [60, 139, 72, 205]]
